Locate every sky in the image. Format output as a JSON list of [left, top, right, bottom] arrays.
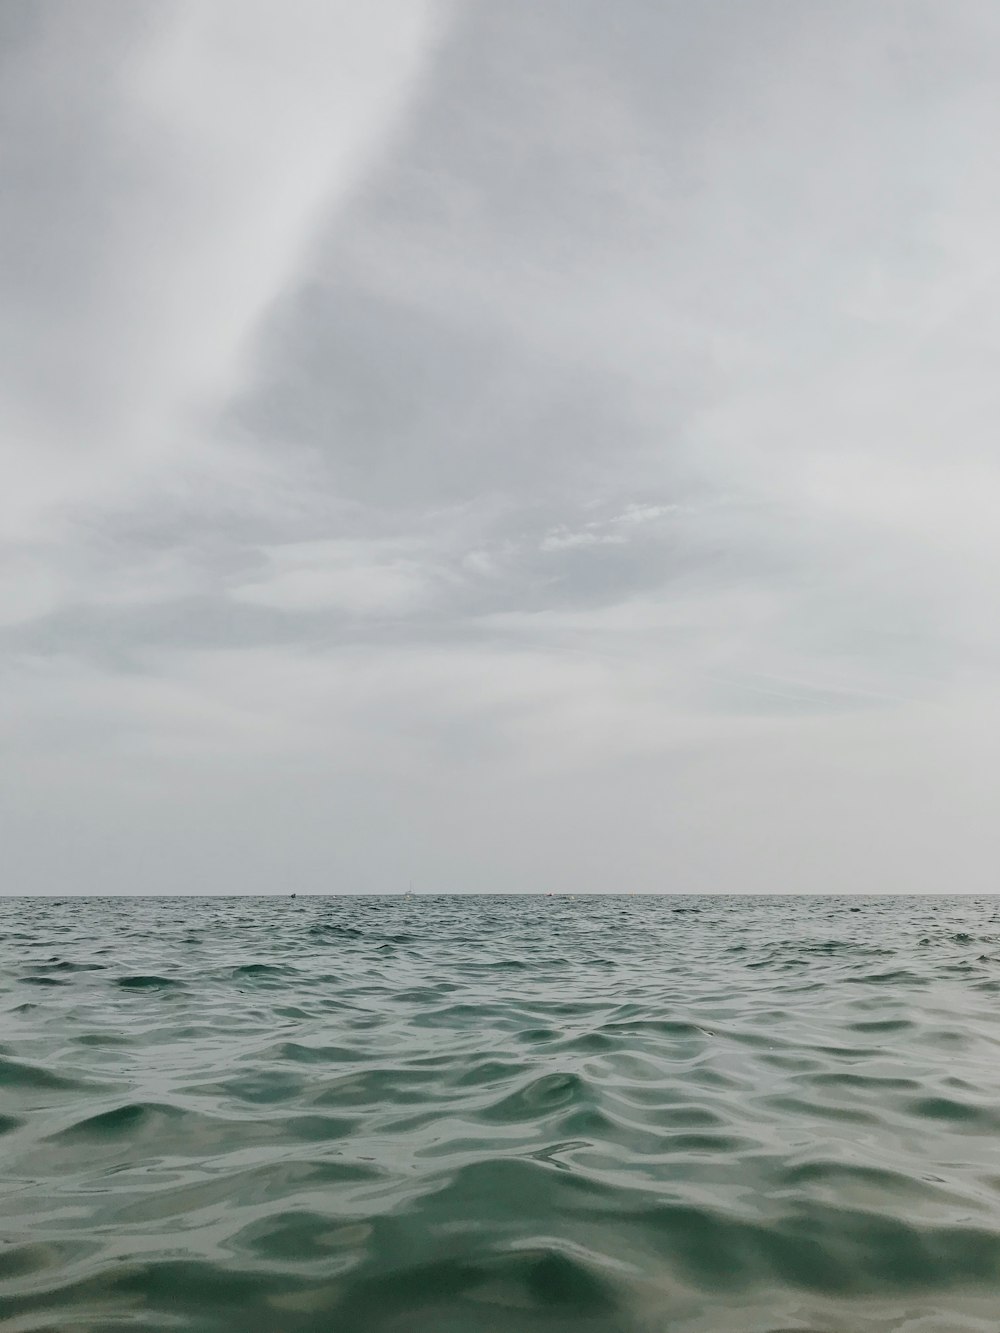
[[3, 0, 1000, 895]]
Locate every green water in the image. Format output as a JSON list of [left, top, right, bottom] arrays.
[[3, 895, 1000, 1332]]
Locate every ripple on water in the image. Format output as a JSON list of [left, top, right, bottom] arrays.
[[4, 894, 1000, 1332], [0, 1056, 103, 1094], [478, 1073, 590, 1123], [115, 974, 184, 991]]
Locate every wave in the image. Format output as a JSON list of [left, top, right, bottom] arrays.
[[4, 894, 1000, 1331]]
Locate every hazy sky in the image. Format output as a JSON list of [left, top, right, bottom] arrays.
[[3, 1, 1000, 895]]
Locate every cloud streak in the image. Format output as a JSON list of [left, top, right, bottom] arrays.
[[0, 0, 445, 536]]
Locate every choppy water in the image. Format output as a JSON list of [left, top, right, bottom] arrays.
[[4, 896, 1000, 1331]]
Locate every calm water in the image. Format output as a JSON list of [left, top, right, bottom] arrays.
[[4, 896, 1000, 1332]]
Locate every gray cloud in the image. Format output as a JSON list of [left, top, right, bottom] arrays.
[[3, 1, 1000, 893]]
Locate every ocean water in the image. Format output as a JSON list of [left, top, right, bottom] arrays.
[[3, 896, 1000, 1332]]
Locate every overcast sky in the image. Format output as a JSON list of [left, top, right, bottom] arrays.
[[3, 0, 1000, 895]]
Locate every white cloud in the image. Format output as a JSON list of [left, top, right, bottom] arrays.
[[609, 502, 679, 527], [231, 539, 443, 616], [540, 528, 628, 552], [0, 0, 447, 540]]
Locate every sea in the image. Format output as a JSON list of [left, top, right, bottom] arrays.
[[3, 894, 1000, 1332]]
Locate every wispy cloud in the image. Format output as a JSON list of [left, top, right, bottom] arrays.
[[231, 539, 447, 617]]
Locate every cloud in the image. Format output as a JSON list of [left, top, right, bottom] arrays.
[[3, 1, 1000, 892], [539, 501, 678, 551], [540, 529, 628, 552], [0, 0, 446, 538], [231, 540, 444, 616]]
